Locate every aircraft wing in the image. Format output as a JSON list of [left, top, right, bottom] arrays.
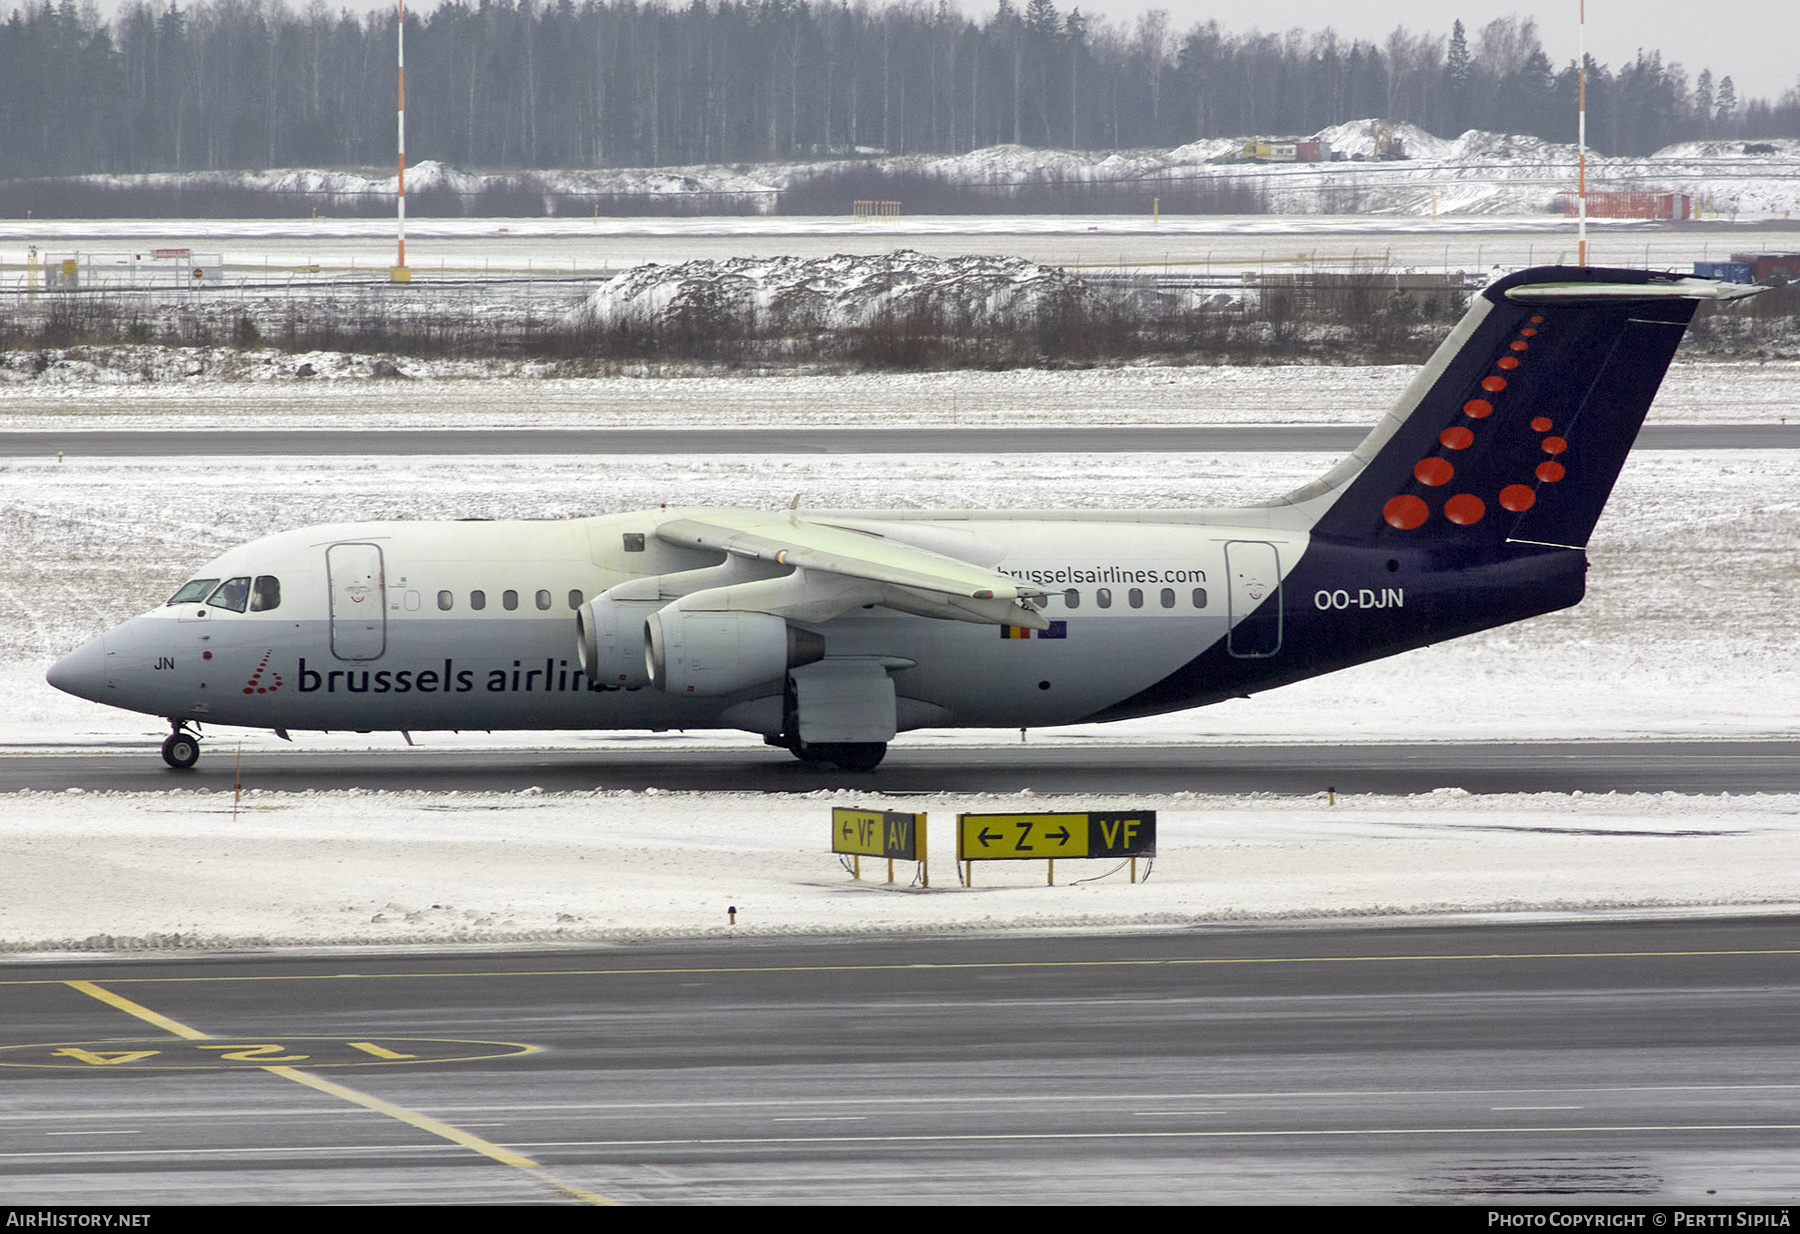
[[658, 512, 1043, 601], [656, 512, 1047, 627]]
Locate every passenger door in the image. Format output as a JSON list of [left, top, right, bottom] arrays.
[[1225, 540, 1282, 658], [327, 543, 386, 660]]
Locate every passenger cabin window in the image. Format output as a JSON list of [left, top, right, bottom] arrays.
[[1160, 588, 1176, 609], [503, 590, 519, 611], [250, 576, 281, 612], [567, 589, 584, 611], [535, 589, 552, 611], [167, 579, 219, 605], [470, 590, 486, 611], [207, 577, 252, 613], [1096, 588, 1112, 609], [1063, 588, 1079, 609], [1128, 588, 1144, 609], [438, 590, 453, 611], [1192, 587, 1208, 609]]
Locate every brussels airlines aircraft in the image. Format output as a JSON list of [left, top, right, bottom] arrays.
[[48, 266, 1760, 771]]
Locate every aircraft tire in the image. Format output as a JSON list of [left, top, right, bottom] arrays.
[[815, 742, 888, 772], [161, 732, 200, 769]]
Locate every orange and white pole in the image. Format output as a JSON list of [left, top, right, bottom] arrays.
[[396, 0, 407, 273], [1577, 0, 1587, 266]]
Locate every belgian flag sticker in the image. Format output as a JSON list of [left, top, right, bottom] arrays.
[[1001, 621, 1067, 640]]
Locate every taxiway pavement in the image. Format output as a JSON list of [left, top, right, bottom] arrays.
[[3, 740, 1797, 795], [4, 918, 1797, 1204]]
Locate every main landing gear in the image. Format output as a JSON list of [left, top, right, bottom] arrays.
[[787, 739, 888, 772], [161, 721, 200, 770]]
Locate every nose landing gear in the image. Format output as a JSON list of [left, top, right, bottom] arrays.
[[161, 721, 200, 769]]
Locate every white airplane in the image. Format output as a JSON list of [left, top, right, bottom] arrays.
[[48, 266, 1759, 770]]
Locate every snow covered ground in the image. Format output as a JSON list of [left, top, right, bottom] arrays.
[[3, 785, 1797, 953], [22, 123, 1800, 221], [1, 360, 1794, 426], [3, 364, 1797, 950]]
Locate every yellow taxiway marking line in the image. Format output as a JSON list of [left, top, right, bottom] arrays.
[[11, 947, 1800, 988], [66, 980, 204, 1038], [62, 980, 614, 1207]]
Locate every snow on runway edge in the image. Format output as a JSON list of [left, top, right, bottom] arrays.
[[3, 786, 1798, 952]]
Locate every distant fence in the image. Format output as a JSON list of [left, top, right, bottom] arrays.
[[784, 168, 1270, 216], [1558, 189, 1692, 220]]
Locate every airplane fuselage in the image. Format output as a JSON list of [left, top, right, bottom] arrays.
[[63, 508, 1580, 736]]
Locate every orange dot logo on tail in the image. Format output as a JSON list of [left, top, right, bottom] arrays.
[[1414, 458, 1454, 486], [1498, 484, 1536, 513], [1444, 494, 1486, 525], [1383, 495, 1429, 530]]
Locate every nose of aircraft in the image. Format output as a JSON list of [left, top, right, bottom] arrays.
[[46, 633, 110, 701]]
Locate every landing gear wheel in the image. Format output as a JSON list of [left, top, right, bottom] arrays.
[[813, 742, 888, 772], [161, 732, 200, 769]]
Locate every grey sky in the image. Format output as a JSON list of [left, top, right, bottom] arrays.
[[1048, 1, 1796, 103]]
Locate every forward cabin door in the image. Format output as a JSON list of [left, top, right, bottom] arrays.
[[1225, 540, 1282, 658], [327, 543, 386, 660]]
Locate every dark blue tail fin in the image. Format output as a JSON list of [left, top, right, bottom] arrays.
[[1301, 266, 1756, 548]]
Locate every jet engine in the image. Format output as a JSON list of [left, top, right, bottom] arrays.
[[575, 597, 659, 687], [645, 608, 825, 696]]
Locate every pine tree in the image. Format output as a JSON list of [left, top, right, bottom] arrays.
[[1065, 8, 1086, 148], [1446, 18, 1470, 132], [1694, 68, 1714, 137]]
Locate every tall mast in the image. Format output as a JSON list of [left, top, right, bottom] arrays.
[[1577, 0, 1587, 266], [396, 0, 407, 275]]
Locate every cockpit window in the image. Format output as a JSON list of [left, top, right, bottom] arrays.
[[167, 579, 220, 605], [250, 576, 281, 612], [206, 576, 252, 613]]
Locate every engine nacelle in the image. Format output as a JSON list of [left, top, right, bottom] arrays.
[[576, 597, 659, 687], [646, 608, 825, 696]]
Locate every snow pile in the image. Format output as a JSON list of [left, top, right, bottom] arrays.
[[1314, 120, 1458, 162], [572, 250, 1088, 332], [875, 139, 1243, 186]]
